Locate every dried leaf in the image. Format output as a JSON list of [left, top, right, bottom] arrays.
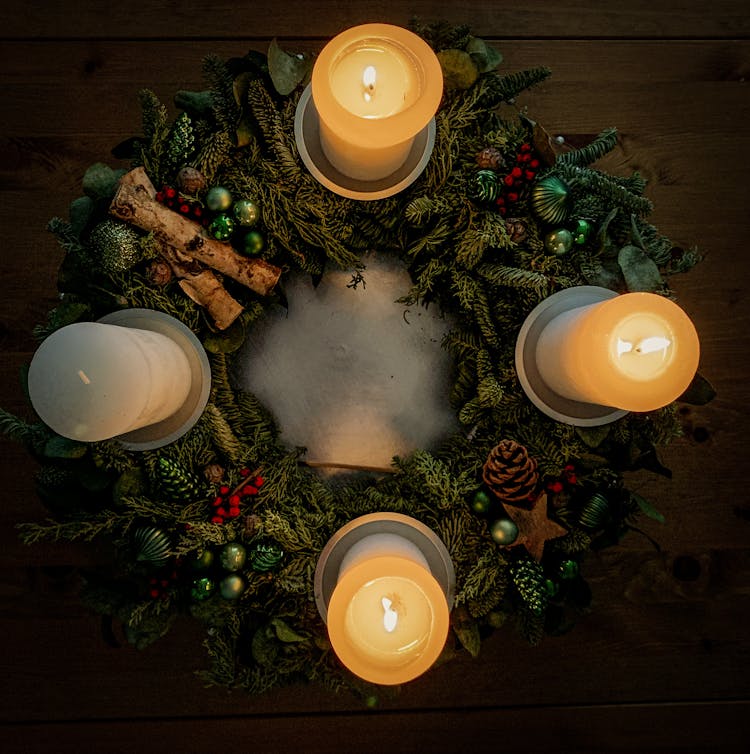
[[268, 39, 312, 96], [678, 372, 717, 405], [270, 618, 308, 644], [575, 424, 611, 449]]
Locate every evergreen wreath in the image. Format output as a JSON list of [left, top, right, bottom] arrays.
[[1, 21, 714, 698]]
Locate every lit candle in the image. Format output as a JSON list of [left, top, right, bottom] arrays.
[[325, 531, 450, 685], [311, 23, 443, 181], [28, 321, 193, 442], [534, 291, 700, 412]]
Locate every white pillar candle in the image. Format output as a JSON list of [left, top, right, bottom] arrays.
[[28, 321, 193, 442], [535, 291, 700, 412], [311, 23, 443, 181], [326, 531, 449, 685]]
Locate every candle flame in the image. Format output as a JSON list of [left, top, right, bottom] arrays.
[[362, 65, 377, 103], [77, 370, 91, 385], [617, 336, 672, 357], [381, 596, 398, 633]]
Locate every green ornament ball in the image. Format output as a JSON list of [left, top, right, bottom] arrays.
[[490, 518, 519, 546], [544, 578, 560, 598], [190, 576, 215, 601], [206, 186, 233, 212], [474, 168, 500, 203], [242, 230, 265, 256], [471, 489, 492, 515], [219, 573, 246, 600], [233, 198, 260, 227], [531, 175, 571, 224], [572, 218, 593, 245], [189, 549, 215, 571], [220, 542, 247, 572], [544, 228, 573, 256], [559, 559, 580, 580], [133, 526, 171, 568], [209, 213, 235, 241]]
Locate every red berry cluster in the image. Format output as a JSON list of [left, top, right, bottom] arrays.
[[155, 185, 209, 226], [546, 464, 578, 495], [495, 142, 541, 217], [148, 564, 180, 600], [210, 467, 264, 524]]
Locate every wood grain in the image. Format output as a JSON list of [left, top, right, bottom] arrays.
[[1, 2, 748, 750]]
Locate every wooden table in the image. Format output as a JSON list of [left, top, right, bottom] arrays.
[[1, 2, 748, 751]]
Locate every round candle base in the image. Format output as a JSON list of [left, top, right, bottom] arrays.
[[98, 309, 211, 450], [314, 512, 455, 623], [294, 85, 436, 200], [515, 287, 629, 427]]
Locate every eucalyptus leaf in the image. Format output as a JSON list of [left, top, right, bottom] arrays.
[[618, 244, 662, 292], [629, 213, 645, 250], [436, 49, 479, 90], [466, 36, 503, 73], [232, 71, 254, 107], [174, 90, 215, 118], [451, 607, 481, 657], [270, 617, 308, 644], [596, 207, 620, 257], [678, 372, 717, 405], [235, 117, 254, 148], [202, 317, 247, 353], [68, 196, 95, 237], [112, 467, 146, 506], [268, 39, 312, 96], [251, 625, 279, 666], [575, 424, 611, 449], [82, 163, 127, 201], [582, 259, 624, 291], [631, 492, 666, 524], [43, 435, 88, 459]]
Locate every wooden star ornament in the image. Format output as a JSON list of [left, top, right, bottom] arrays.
[[503, 492, 567, 562]]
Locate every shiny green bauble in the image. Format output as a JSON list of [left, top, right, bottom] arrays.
[[544, 578, 560, 598], [219, 573, 246, 600], [189, 549, 215, 571], [233, 198, 260, 227], [209, 213, 235, 241], [490, 518, 519, 546], [220, 542, 247, 572], [531, 175, 571, 224], [242, 230, 265, 256], [579, 492, 610, 530], [473, 168, 500, 202], [133, 526, 171, 568], [206, 186, 233, 212], [471, 489, 492, 515], [559, 559, 580, 580], [190, 576, 215, 601], [544, 228, 573, 256], [572, 218, 593, 245]]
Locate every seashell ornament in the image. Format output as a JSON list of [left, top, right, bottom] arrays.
[[531, 175, 571, 225], [133, 526, 171, 568]]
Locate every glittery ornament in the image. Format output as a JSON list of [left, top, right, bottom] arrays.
[[242, 230, 265, 256], [219, 573, 246, 599], [191, 576, 215, 601], [572, 218, 593, 245], [89, 219, 144, 274], [133, 526, 171, 568], [474, 168, 501, 203], [233, 199, 260, 227], [544, 228, 573, 256], [220, 542, 247, 572], [206, 186, 233, 212], [490, 518, 519, 545], [249, 541, 284, 572], [209, 213, 235, 241], [531, 175, 571, 225]]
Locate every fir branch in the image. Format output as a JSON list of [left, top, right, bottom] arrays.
[[202, 55, 240, 134], [557, 127, 619, 167], [479, 66, 552, 108], [0, 408, 46, 447], [17, 514, 119, 545]]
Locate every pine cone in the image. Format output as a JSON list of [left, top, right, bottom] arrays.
[[505, 217, 527, 243], [482, 439, 540, 508], [475, 146, 504, 170], [145, 259, 172, 286], [203, 462, 225, 484]]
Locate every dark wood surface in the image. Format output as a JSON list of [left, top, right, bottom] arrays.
[[1, 2, 749, 751]]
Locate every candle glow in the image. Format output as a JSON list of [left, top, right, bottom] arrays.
[[311, 23, 443, 181], [535, 291, 699, 412]]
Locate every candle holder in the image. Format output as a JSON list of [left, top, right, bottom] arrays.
[[98, 308, 211, 450], [515, 286, 629, 427], [294, 84, 436, 201], [314, 512, 455, 622]]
